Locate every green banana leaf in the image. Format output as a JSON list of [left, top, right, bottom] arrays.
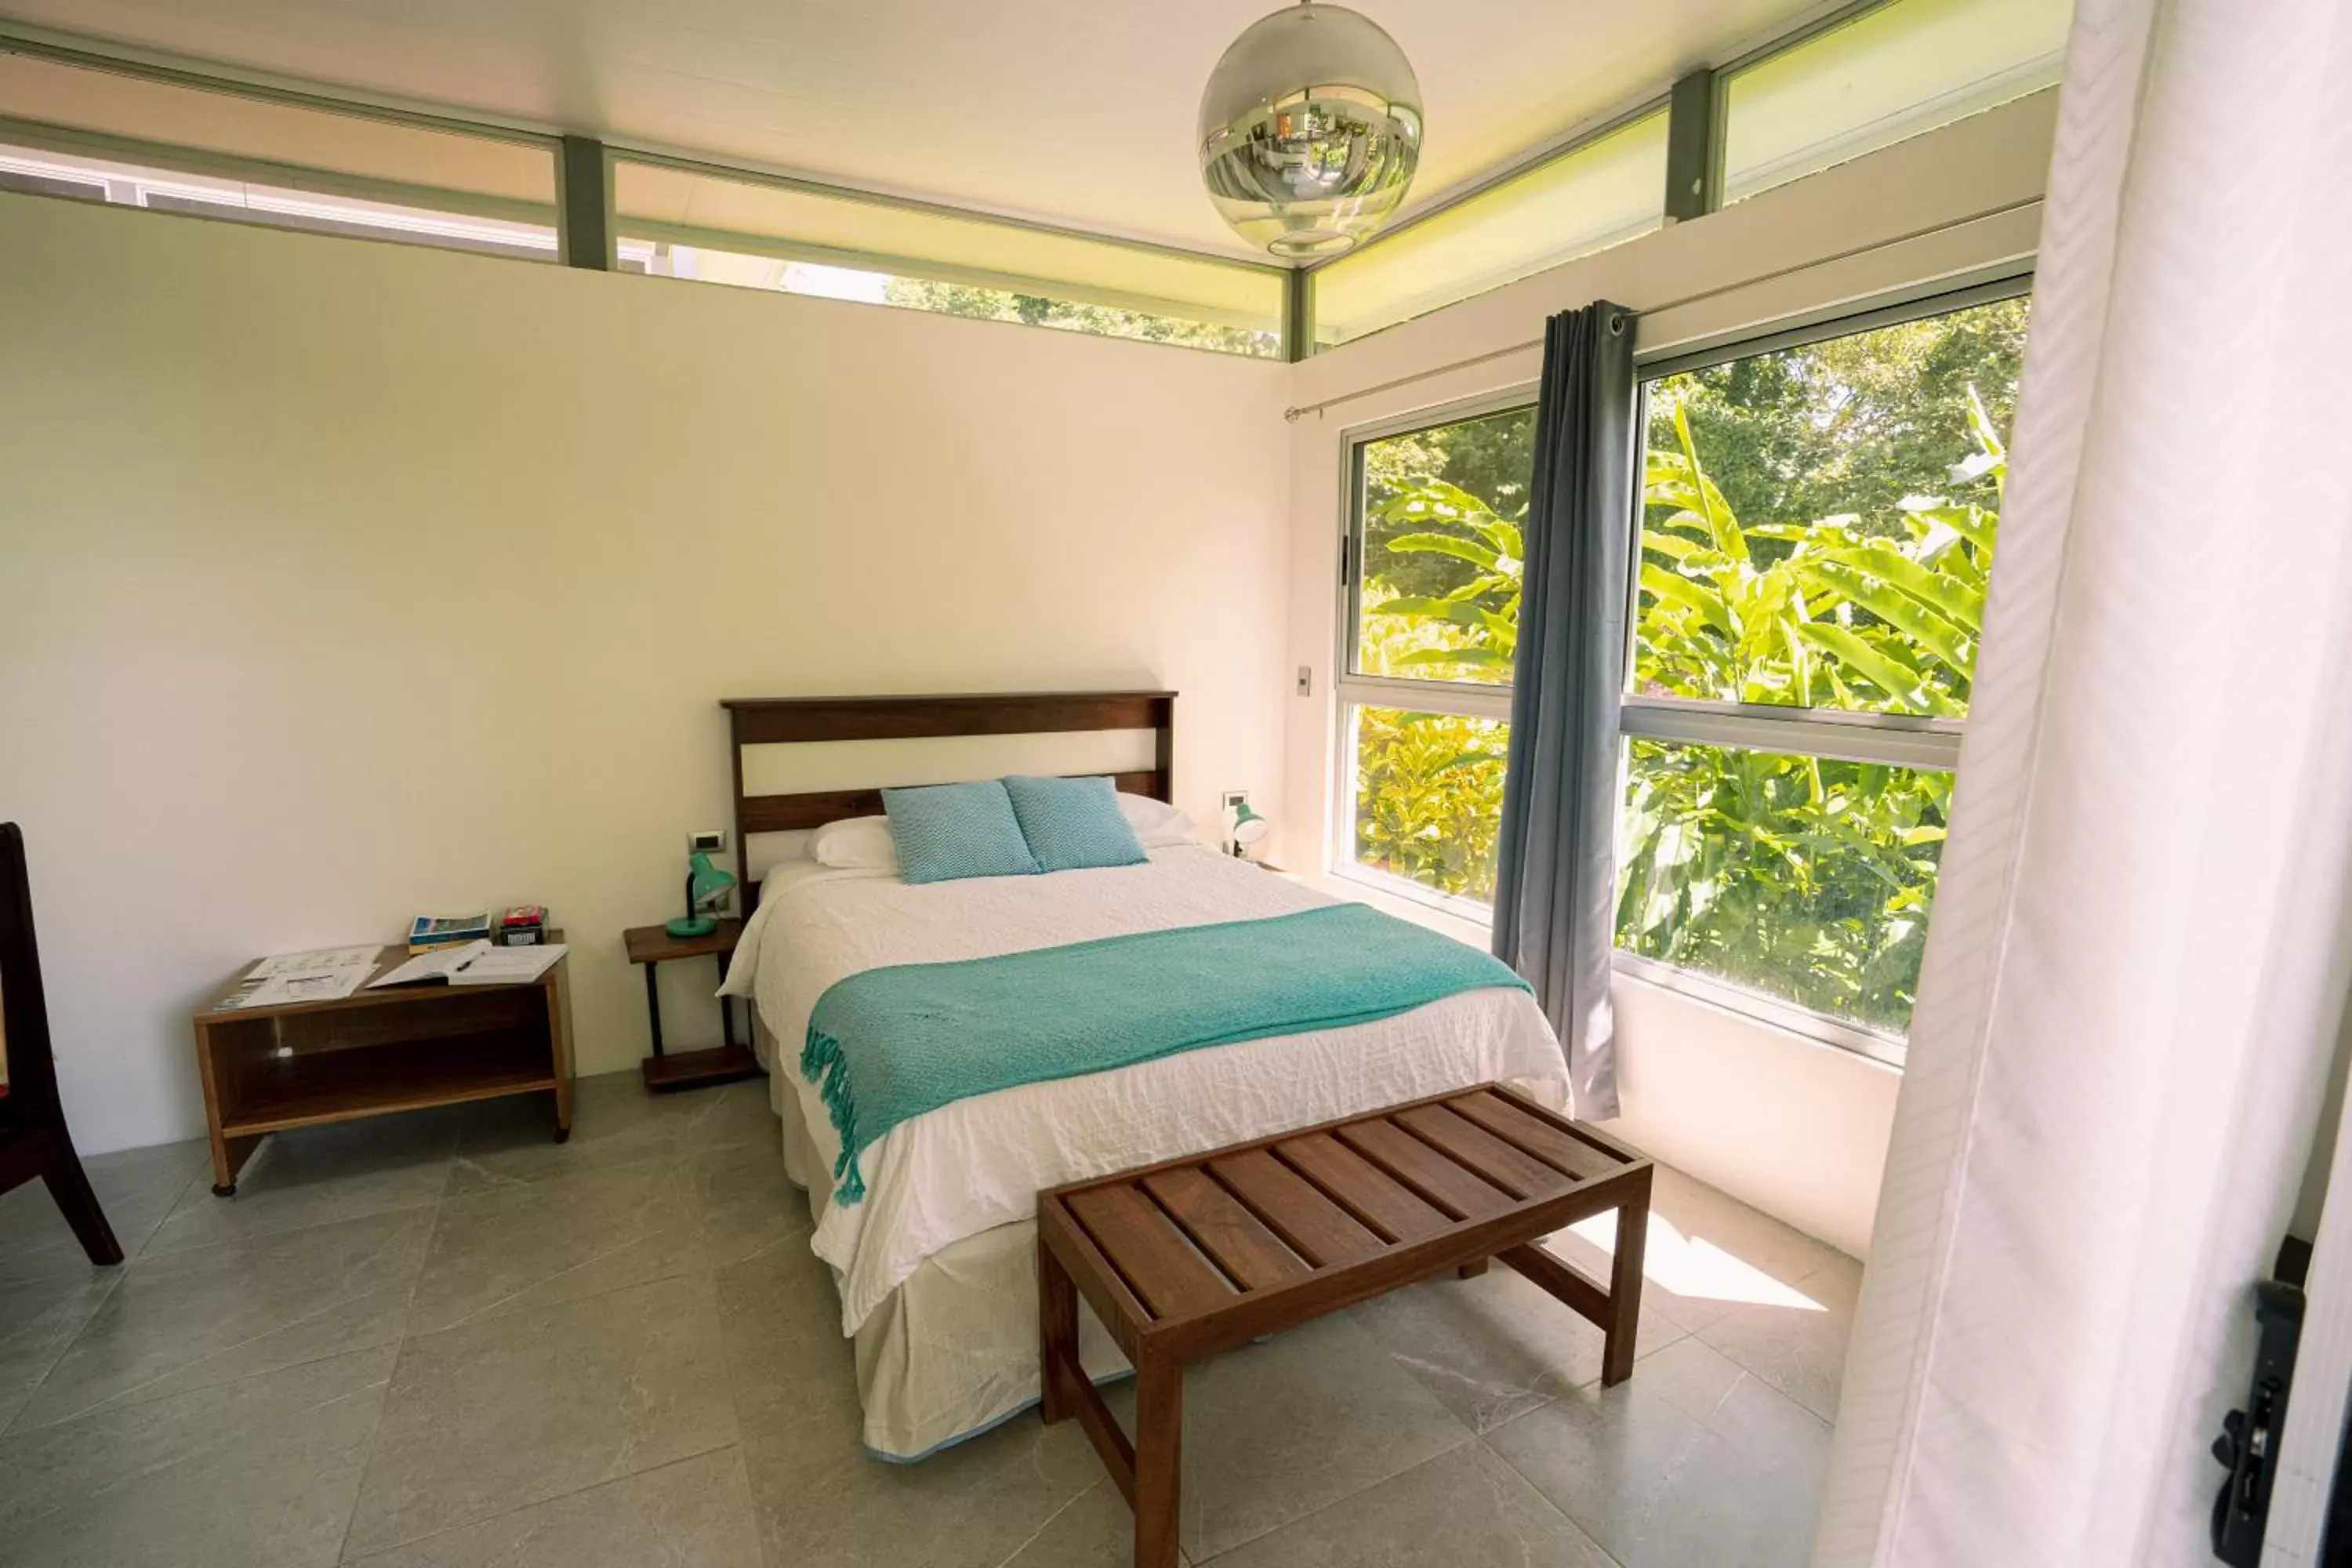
[[1384, 532, 1499, 569]]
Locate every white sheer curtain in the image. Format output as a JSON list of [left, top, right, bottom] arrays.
[[1813, 0, 2352, 1562]]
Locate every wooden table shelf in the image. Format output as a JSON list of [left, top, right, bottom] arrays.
[[216, 1033, 561, 1138], [623, 919, 760, 1092], [191, 938, 573, 1194]]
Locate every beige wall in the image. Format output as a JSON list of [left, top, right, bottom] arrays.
[[1278, 91, 2060, 1256], [0, 194, 1292, 1154]]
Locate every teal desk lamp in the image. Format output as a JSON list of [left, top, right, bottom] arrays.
[[667, 851, 737, 938], [1229, 800, 1270, 860]]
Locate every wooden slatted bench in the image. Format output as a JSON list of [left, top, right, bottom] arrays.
[[1036, 1083, 1653, 1568]]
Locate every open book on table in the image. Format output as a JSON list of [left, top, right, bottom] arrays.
[[366, 939, 567, 989]]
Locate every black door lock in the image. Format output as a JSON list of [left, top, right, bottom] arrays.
[[2212, 1278, 2305, 1565]]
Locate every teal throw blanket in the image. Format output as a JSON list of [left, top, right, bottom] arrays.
[[800, 903, 1530, 1203]]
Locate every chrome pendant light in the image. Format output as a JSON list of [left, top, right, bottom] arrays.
[[1197, 1, 1422, 258]]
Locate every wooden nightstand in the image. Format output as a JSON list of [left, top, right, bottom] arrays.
[[623, 920, 761, 1092], [192, 935, 573, 1196]]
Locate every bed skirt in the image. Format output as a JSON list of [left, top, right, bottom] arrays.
[[770, 1036, 1131, 1459]]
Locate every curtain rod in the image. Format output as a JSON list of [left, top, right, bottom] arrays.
[[1280, 194, 2042, 423]]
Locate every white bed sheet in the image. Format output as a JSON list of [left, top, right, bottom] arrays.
[[723, 845, 1570, 1338]]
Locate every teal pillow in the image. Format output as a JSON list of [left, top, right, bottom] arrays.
[[882, 781, 1042, 884], [1003, 775, 1151, 873]]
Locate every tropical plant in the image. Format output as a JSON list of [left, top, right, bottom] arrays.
[[1350, 371, 2008, 1032], [1346, 416, 1527, 898], [1632, 391, 2002, 718], [1359, 480, 1523, 679], [1349, 704, 1510, 903], [1617, 385, 2002, 1029]]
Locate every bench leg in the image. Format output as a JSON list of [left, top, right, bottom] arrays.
[[1457, 1258, 1490, 1279], [1602, 1180, 1651, 1387], [1040, 1232, 1078, 1425], [1134, 1351, 1182, 1568]]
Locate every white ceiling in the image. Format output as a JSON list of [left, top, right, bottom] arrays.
[[0, 0, 1835, 257]]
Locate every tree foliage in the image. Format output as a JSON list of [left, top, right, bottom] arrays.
[[1350, 297, 2024, 1033], [1349, 704, 1508, 903], [1347, 407, 1528, 898], [1661, 298, 2027, 536], [883, 278, 1279, 358]]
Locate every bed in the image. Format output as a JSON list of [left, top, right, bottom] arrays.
[[711, 691, 1571, 1459]]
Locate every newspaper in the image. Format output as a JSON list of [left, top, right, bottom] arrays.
[[215, 945, 381, 1009]]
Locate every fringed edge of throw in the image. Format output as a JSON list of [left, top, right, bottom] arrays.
[[799, 1026, 867, 1205]]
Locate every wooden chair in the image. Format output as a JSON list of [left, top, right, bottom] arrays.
[[0, 822, 123, 1265]]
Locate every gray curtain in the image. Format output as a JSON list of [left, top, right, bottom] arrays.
[[1490, 301, 1637, 1119]]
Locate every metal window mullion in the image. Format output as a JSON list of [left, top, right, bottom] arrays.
[[557, 136, 612, 270], [1617, 700, 1963, 770], [1335, 677, 1514, 724], [1663, 69, 1721, 221], [1635, 271, 2035, 379], [1611, 951, 1910, 1066]]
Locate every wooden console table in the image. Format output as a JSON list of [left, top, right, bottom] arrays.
[[191, 937, 573, 1195]]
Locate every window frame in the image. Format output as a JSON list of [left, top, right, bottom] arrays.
[[1327, 272, 2034, 1058], [0, 37, 564, 256], [1624, 270, 2034, 775], [0, 33, 1294, 357], [1619, 270, 2034, 1061], [1303, 99, 1672, 350], [1330, 387, 1536, 916], [1708, 0, 2070, 211], [605, 148, 1291, 360]]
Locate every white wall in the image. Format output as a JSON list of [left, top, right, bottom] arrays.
[[1612, 979, 1900, 1258], [1278, 91, 2061, 1257], [0, 193, 1292, 1154]]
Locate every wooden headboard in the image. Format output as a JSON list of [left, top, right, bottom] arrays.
[[720, 690, 1176, 910]]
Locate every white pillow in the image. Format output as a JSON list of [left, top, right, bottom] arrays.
[[811, 797, 1193, 869], [1117, 793, 1199, 848], [811, 815, 901, 870], [746, 829, 813, 881]]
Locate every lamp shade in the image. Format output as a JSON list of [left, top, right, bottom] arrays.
[[686, 852, 736, 912], [1232, 801, 1272, 847], [1197, 2, 1422, 257]]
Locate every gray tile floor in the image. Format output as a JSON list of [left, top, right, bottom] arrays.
[[0, 1072, 1857, 1567]]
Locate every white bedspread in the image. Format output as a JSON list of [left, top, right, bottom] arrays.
[[720, 846, 1569, 1336]]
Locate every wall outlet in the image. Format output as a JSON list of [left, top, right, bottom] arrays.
[[1296, 666, 1312, 697], [688, 829, 727, 855]]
